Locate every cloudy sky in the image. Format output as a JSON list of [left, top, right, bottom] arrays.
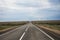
[[0, 0, 60, 21]]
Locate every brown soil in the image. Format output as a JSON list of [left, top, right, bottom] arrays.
[[37, 25, 60, 35]]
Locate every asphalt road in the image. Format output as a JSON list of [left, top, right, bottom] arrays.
[[0, 23, 55, 40]]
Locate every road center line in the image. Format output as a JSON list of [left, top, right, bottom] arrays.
[[32, 24, 55, 40], [25, 27, 29, 31], [19, 32, 25, 40], [19, 27, 29, 40]]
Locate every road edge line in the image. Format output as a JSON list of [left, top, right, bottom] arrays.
[[32, 24, 55, 40]]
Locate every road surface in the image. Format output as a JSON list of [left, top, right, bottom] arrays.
[[0, 23, 55, 40]]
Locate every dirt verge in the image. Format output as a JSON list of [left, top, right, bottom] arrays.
[[0, 26, 19, 34], [36, 24, 60, 35]]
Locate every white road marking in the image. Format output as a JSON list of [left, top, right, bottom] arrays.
[[25, 27, 29, 31], [0, 23, 55, 40], [19, 27, 29, 40], [0, 23, 29, 36], [32, 24, 55, 40], [19, 32, 25, 40], [0, 25, 26, 36], [0, 26, 19, 36]]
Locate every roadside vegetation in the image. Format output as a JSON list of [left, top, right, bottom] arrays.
[[37, 24, 60, 30], [0, 21, 28, 30], [32, 20, 60, 30]]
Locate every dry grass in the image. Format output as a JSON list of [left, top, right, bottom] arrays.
[[0, 21, 28, 30], [38, 24, 60, 30], [32, 20, 60, 30]]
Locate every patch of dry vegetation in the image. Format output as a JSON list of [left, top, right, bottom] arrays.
[[32, 20, 60, 30], [38, 24, 60, 30], [0, 21, 28, 30]]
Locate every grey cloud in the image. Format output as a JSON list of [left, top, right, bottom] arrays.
[[49, 0, 60, 5], [16, 2, 40, 7]]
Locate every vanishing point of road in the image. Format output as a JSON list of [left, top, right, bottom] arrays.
[[0, 23, 58, 40]]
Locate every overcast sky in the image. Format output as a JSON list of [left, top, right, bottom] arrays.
[[0, 0, 60, 21]]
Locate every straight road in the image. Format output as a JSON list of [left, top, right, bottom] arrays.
[[0, 23, 54, 40]]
